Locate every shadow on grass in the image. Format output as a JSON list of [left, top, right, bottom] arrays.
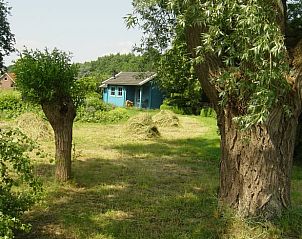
[[17, 136, 226, 239], [16, 132, 302, 239], [114, 137, 221, 160]]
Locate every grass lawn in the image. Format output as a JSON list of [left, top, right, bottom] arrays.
[[9, 114, 302, 239]]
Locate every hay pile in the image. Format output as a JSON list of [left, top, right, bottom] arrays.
[[126, 113, 160, 139], [152, 110, 180, 127], [15, 112, 53, 141]]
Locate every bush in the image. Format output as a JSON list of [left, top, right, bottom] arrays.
[[159, 96, 202, 115], [160, 102, 184, 115], [0, 90, 41, 119], [84, 92, 112, 111], [0, 128, 42, 239], [76, 107, 130, 123], [0, 90, 22, 110], [75, 94, 130, 124], [200, 107, 217, 118]]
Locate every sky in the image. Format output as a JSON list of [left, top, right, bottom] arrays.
[[4, 0, 142, 65]]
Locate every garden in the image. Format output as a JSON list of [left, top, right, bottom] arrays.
[[1, 90, 302, 239]]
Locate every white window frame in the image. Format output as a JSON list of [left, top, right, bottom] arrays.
[[110, 86, 116, 96], [117, 87, 123, 97]]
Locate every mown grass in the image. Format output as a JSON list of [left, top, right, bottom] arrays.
[[9, 114, 302, 239]]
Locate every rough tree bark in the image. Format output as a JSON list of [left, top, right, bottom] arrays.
[[219, 103, 300, 217], [185, 3, 302, 218], [294, 115, 302, 161], [42, 97, 76, 182]]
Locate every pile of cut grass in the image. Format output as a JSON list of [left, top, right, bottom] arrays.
[[152, 110, 180, 127], [15, 112, 53, 141], [125, 113, 160, 139]]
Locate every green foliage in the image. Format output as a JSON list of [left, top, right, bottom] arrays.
[[84, 93, 112, 111], [76, 93, 130, 124], [0, 128, 42, 239], [77, 107, 130, 124], [156, 40, 203, 115], [0, 0, 15, 70], [78, 53, 154, 78], [0, 90, 40, 119], [14, 48, 81, 105], [200, 107, 217, 118], [0, 90, 22, 111], [196, 1, 290, 128], [129, 0, 295, 128], [76, 76, 101, 94], [160, 100, 185, 115], [126, 5, 203, 115]]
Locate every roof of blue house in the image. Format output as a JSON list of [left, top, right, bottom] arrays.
[[100, 72, 157, 87]]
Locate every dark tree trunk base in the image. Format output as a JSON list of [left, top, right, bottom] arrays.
[[42, 98, 76, 182], [219, 106, 300, 218]]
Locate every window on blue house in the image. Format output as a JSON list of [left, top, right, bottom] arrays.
[[117, 87, 123, 97], [110, 87, 115, 96]]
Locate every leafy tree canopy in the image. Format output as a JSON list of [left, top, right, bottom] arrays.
[[78, 53, 154, 78], [127, 0, 298, 128], [0, 0, 15, 71], [14, 48, 82, 106]]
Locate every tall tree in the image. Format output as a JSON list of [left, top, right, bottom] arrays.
[[155, 43, 204, 114], [14, 49, 82, 182], [128, 0, 302, 218], [0, 0, 14, 71]]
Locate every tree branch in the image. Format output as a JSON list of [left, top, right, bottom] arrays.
[[185, 25, 220, 110]]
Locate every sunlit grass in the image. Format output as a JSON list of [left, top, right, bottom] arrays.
[[11, 114, 302, 239]]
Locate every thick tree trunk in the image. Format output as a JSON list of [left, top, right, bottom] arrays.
[[185, 21, 302, 217], [219, 105, 300, 218], [294, 114, 302, 162], [42, 98, 76, 182]]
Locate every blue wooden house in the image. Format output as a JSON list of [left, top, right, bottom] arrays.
[[100, 72, 164, 109]]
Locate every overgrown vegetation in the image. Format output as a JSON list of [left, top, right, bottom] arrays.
[[0, 128, 42, 239], [0, 90, 40, 119], [77, 107, 130, 124], [200, 107, 217, 118], [76, 93, 130, 124], [0, 90, 132, 125]]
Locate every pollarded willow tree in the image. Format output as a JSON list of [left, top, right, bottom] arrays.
[[128, 0, 302, 218], [15, 49, 83, 182]]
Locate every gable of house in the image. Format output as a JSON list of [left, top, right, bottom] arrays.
[[0, 73, 16, 89]]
